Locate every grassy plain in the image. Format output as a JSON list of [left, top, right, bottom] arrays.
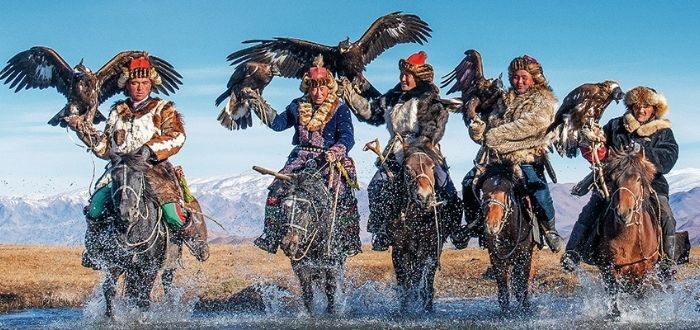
[[1, 244, 698, 313]]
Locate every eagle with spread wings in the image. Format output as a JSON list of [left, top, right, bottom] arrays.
[[0, 46, 182, 127], [547, 81, 625, 158], [441, 49, 505, 122], [215, 11, 432, 130]]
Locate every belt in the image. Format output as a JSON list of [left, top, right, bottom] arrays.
[[297, 145, 327, 153]]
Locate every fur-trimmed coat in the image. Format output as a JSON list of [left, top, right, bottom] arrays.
[[348, 82, 448, 164], [469, 85, 556, 165], [75, 97, 186, 204], [601, 112, 678, 196]]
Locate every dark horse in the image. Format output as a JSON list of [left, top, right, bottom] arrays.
[[391, 148, 448, 313], [256, 165, 345, 315], [479, 166, 535, 313], [595, 148, 661, 318], [94, 153, 182, 317]]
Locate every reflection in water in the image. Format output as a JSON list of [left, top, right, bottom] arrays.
[[2, 272, 700, 329]]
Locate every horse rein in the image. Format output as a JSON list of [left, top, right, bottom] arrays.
[[606, 183, 660, 264], [481, 183, 529, 260]]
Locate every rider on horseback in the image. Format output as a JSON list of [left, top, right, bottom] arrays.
[[341, 51, 466, 251], [462, 55, 564, 252], [251, 55, 362, 256], [561, 86, 679, 278], [65, 56, 209, 267]]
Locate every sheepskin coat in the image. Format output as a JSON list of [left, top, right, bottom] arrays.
[[470, 85, 556, 165]]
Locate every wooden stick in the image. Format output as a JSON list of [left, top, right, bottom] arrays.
[[252, 166, 292, 181]]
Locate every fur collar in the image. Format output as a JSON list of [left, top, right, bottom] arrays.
[[623, 112, 672, 137], [384, 82, 439, 105], [297, 92, 338, 132]]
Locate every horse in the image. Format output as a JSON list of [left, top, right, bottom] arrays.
[[595, 147, 661, 318], [263, 165, 346, 315], [95, 153, 182, 317], [479, 166, 535, 313], [391, 148, 448, 313]]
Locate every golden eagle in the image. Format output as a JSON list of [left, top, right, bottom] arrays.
[[441, 49, 505, 121], [222, 11, 431, 103], [215, 61, 278, 130], [547, 81, 625, 158], [0, 46, 182, 127]]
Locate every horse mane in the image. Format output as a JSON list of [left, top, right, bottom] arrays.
[[605, 147, 657, 196]]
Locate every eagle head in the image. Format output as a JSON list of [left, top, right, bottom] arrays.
[[604, 81, 624, 104], [338, 37, 352, 54], [73, 59, 92, 75]]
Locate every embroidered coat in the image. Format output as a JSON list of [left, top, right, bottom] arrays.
[[76, 97, 185, 204]]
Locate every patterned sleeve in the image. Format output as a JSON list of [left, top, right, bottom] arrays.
[[146, 102, 186, 161]]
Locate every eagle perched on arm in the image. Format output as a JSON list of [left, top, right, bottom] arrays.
[[0, 46, 182, 127], [441, 49, 505, 122], [215, 11, 432, 130], [547, 81, 625, 158]]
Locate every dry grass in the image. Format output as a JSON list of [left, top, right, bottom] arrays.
[[1, 244, 699, 313]]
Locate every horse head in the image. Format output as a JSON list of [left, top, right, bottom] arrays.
[[402, 148, 437, 208], [111, 154, 150, 228], [279, 171, 332, 260], [480, 170, 516, 236], [605, 146, 656, 225]]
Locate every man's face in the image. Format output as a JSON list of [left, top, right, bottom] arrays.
[[310, 85, 330, 105], [510, 69, 535, 94], [127, 77, 152, 102], [400, 72, 417, 92], [632, 103, 655, 123]]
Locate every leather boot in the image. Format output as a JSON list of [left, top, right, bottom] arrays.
[[560, 221, 589, 272], [541, 218, 564, 253], [659, 235, 677, 281]]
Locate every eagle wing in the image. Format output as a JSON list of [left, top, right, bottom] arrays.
[[0, 46, 73, 96], [441, 49, 485, 97], [216, 62, 274, 130], [96, 51, 183, 104], [227, 38, 337, 79], [356, 11, 432, 65], [548, 83, 605, 158]]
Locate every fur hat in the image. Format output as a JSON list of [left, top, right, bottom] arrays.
[[117, 56, 162, 89], [624, 86, 668, 118], [508, 55, 547, 87], [299, 54, 338, 94], [399, 51, 434, 83]]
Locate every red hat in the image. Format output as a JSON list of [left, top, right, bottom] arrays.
[[399, 51, 433, 83], [300, 54, 337, 93], [118, 55, 162, 88], [129, 56, 152, 71]]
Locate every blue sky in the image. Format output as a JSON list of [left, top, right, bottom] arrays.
[[1, 1, 699, 196]]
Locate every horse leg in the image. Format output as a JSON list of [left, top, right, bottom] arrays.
[[103, 268, 123, 318], [601, 267, 621, 319], [513, 251, 533, 313], [124, 265, 159, 311], [161, 268, 175, 297], [324, 265, 341, 315], [494, 262, 510, 313], [293, 263, 315, 315], [420, 260, 437, 313], [392, 249, 410, 312]]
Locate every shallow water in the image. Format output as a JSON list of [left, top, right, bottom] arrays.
[[2, 273, 700, 329]]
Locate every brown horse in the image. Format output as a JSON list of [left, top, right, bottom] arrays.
[[596, 147, 661, 318], [391, 148, 447, 313], [480, 167, 535, 313]]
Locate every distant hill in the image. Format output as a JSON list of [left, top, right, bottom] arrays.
[[1, 168, 699, 245]]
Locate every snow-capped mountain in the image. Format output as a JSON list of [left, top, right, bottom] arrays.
[[1, 169, 699, 245]]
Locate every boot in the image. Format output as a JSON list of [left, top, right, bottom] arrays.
[[451, 225, 471, 249], [659, 235, 677, 281], [182, 220, 209, 262], [541, 219, 564, 253], [372, 232, 391, 252], [560, 221, 589, 272]]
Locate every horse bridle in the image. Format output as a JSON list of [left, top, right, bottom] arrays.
[[409, 152, 436, 193], [608, 185, 644, 226], [481, 177, 528, 260], [111, 162, 165, 255], [401, 151, 442, 259], [284, 194, 322, 261]]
